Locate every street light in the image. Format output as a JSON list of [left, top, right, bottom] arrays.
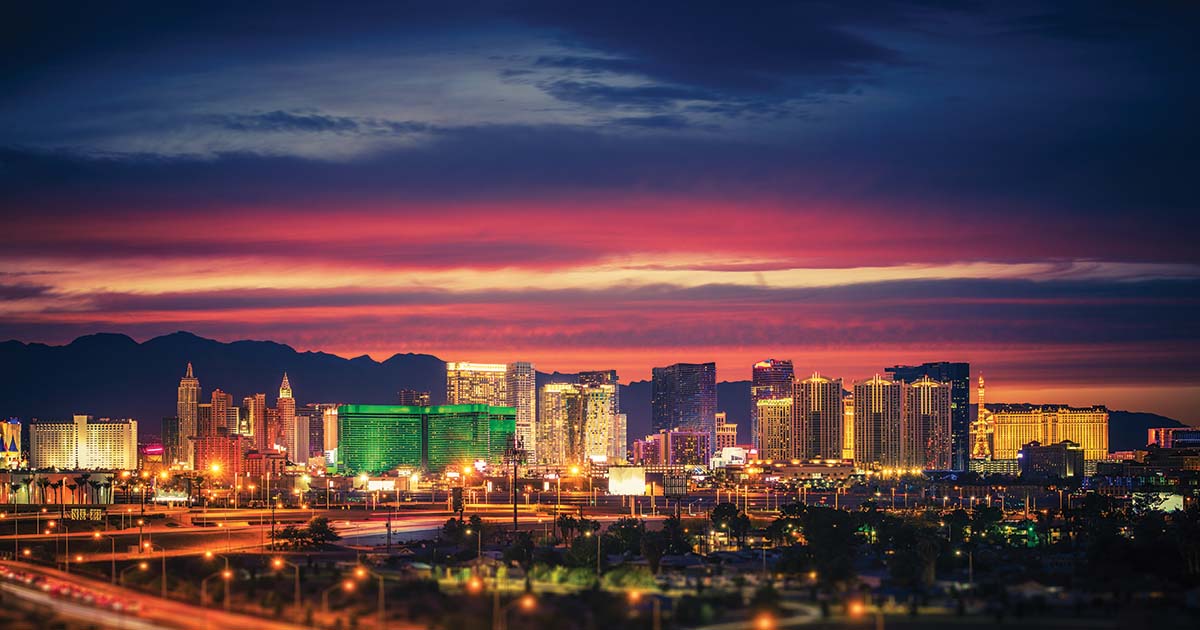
[[272, 557, 302, 616], [353, 565, 386, 630], [1, 512, 16, 561], [322, 579, 356, 614], [495, 593, 536, 630], [94, 531, 116, 584], [142, 542, 167, 598], [202, 569, 234, 610], [955, 549, 974, 585], [205, 551, 233, 611], [119, 561, 149, 586]]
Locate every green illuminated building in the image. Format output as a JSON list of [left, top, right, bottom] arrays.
[[337, 404, 515, 474]]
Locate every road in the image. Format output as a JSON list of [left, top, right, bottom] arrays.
[[0, 560, 308, 630]]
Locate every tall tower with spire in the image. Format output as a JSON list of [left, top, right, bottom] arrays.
[[176, 363, 201, 467], [970, 374, 992, 460], [276, 373, 296, 454]]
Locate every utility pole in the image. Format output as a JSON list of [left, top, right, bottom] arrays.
[[504, 435, 527, 532]]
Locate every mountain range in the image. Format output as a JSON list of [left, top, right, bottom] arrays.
[[0, 331, 1184, 451]]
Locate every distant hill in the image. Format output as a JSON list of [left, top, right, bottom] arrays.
[[0, 332, 1185, 452], [0, 331, 446, 435]]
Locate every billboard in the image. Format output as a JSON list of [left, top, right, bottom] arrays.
[[608, 466, 646, 496]]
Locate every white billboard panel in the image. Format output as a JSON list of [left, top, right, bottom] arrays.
[[608, 466, 646, 496]]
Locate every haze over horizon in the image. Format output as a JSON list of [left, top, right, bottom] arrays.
[[2, 2, 1197, 424]]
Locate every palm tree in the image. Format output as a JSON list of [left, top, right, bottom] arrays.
[[66, 483, 78, 504], [101, 481, 113, 505], [50, 479, 64, 505], [36, 477, 51, 505], [74, 473, 91, 503], [89, 480, 102, 505]]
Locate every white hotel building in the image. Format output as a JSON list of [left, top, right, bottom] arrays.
[[29, 415, 138, 470]]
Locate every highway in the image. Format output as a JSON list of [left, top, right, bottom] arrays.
[[0, 560, 307, 630]]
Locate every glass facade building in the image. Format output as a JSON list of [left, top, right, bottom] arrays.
[[337, 404, 515, 474], [885, 362, 970, 470]]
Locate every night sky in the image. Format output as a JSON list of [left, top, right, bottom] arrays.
[[1, 2, 1197, 421]]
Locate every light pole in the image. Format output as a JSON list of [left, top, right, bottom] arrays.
[[493, 593, 536, 630], [119, 561, 149, 586], [955, 549, 974, 586], [465, 527, 482, 561], [354, 565, 386, 630], [201, 569, 233, 610], [272, 557, 302, 617], [94, 531, 116, 583], [2, 512, 16, 560], [142, 542, 167, 598], [584, 528, 601, 579], [322, 579, 355, 614], [205, 551, 233, 611]]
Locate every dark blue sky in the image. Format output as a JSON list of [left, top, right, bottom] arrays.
[[1, 1, 1197, 420]]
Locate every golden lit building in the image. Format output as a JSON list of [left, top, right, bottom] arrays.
[[990, 404, 1109, 462], [1, 419, 21, 468], [29, 415, 137, 470], [853, 375, 903, 468], [794, 373, 843, 460], [447, 362, 508, 405], [756, 397, 793, 461], [537, 382, 617, 465], [842, 394, 855, 460], [715, 412, 738, 451], [902, 376, 952, 470]]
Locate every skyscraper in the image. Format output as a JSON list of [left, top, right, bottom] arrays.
[[885, 362, 969, 470], [176, 363, 200, 468], [580, 370, 620, 460], [853, 375, 904, 468], [794, 373, 843, 460], [245, 393, 267, 450], [842, 394, 856, 460], [276, 373, 296, 454], [756, 397, 793, 461], [446, 362, 507, 405], [751, 359, 794, 450], [538, 381, 617, 465], [210, 388, 233, 436], [714, 412, 738, 451], [29, 415, 137, 470], [337, 404, 515, 474], [902, 376, 953, 470], [506, 362, 537, 458], [651, 362, 717, 453]]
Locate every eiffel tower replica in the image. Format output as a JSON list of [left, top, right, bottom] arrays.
[[970, 374, 993, 463]]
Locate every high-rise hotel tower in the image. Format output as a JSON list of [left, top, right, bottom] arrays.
[[176, 363, 200, 468]]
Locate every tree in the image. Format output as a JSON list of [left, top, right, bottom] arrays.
[[556, 515, 578, 544], [711, 502, 739, 531], [661, 515, 693, 555], [607, 517, 645, 555], [441, 518, 465, 544], [307, 517, 341, 546], [641, 530, 665, 574]]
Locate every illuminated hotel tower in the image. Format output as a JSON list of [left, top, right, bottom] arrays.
[[447, 362, 508, 404], [842, 394, 855, 460], [853, 375, 903, 468], [537, 381, 617, 465], [245, 393, 267, 449], [277, 373, 296, 454], [793, 373, 843, 459], [751, 359, 794, 450], [755, 397, 793, 461], [176, 363, 200, 467], [970, 375, 992, 459], [507, 362, 538, 458], [902, 376, 953, 469]]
